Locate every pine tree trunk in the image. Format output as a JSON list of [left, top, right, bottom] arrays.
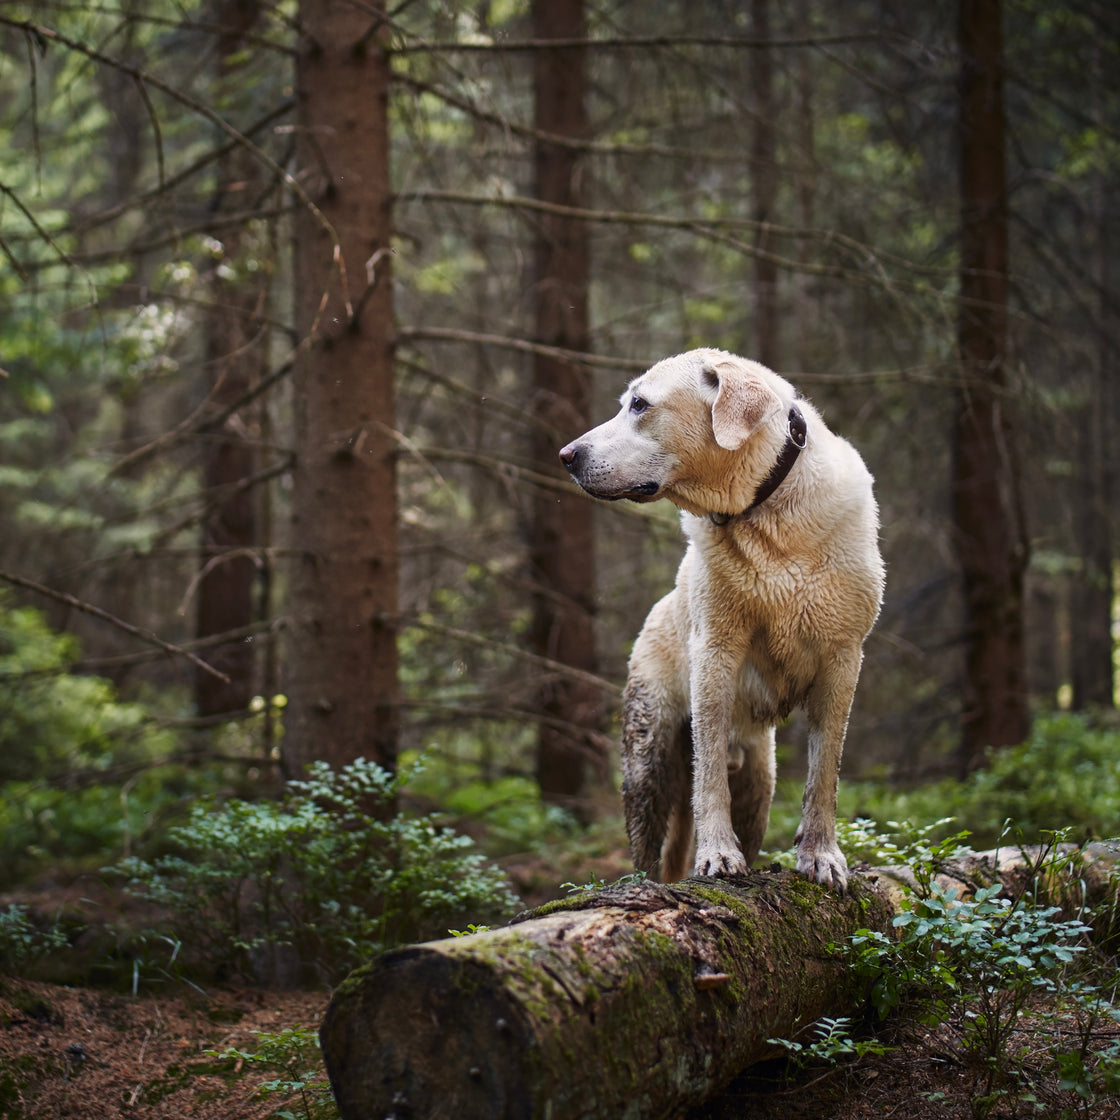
[[750, 0, 779, 369], [195, 0, 264, 718], [320, 844, 1120, 1120], [1070, 79, 1116, 712], [283, 0, 399, 775], [1070, 392, 1114, 710], [530, 0, 605, 808], [953, 0, 1029, 770], [792, 0, 817, 373]]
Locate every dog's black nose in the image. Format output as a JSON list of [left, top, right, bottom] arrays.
[[559, 443, 580, 469]]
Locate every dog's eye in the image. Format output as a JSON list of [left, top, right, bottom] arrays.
[[629, 396, 650, 415]]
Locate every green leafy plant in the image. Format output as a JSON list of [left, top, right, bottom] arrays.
[[0, 597, 189, 886], [1050, 983, 1120, 1109], [561, 871, 647, 894], [765, 820, 1120, 1116], [832, 713, 1120, 849], [209, 1026, 337, 1120], [842, 835, 1104, 1117], [767, 1016, 887, 1068], [0, 905, 68, 972], [114, 758, 520, 983]]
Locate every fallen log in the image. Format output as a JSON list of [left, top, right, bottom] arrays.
[[319, 841, 1120, 1120]]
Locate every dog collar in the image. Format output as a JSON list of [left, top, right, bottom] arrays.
[[709, 404, 808, 527]]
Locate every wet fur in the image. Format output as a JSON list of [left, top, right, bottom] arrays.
[[561, 349, 884, 890]]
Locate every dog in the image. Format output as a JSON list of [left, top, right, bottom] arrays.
[[559, 349, 884, 890]]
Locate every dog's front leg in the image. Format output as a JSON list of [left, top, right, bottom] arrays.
[[689, 640, 748, 877], [796, 648, 863, 891]]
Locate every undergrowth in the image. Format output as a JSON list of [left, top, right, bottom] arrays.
[[208, 1026, 337, 1120], [112, 758, 520, 985], [769, 822, 1120, 1118]]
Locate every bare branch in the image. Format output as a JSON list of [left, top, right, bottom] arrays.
[[36, 3, 296, 56], [394, 188, 956, 294], [398, 325, 646, 372], [75, 100, 294, 238], [109, 356, 295, 476], [0, 569, 230, 683], [133, 73, 166, 190], [0, 181, 94, 299], [0, 15, 347, 323], [407, 618, 620, 698], [390, 31, 909, 55], [392, 72, 742, 162]]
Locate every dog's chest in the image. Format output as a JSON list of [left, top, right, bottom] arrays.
[[733, 628, 813, 722], [710, 550, 837, 718]]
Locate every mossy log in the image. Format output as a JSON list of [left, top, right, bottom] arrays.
[[320, 869, 892, 1120], [320, 842, 1120, 1120]]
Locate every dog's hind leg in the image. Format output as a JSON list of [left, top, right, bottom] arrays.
[[621, 675, 689, 880], [727, 725, 777, 869], [658, 724, 695, 882]]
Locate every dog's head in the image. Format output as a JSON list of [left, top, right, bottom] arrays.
[[559, 349, 795, 518]]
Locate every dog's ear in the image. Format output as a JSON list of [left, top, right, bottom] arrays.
[[704, 358, 783, 450]]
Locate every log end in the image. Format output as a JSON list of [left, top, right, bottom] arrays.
[[320, 945, 534, 1120]]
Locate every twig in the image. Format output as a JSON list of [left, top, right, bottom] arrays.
[[408, 617, 620, 697], [0, 15, 347, 321], [0, 569, 230, 683], [390, 31, 908, 54], [398, 325, 646, 372]]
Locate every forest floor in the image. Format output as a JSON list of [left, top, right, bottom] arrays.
[[2, 867, 1119, 1119]]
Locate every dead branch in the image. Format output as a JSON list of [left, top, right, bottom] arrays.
[[0, 569, 229, 682]]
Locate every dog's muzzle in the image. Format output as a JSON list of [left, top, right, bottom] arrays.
[[559, 443, 660, 501]]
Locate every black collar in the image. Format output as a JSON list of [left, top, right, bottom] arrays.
[[709, 404, 808, 527]]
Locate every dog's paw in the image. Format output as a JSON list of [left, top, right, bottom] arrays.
[[795, 840, 848, 892], [694, 844, 748, 878]]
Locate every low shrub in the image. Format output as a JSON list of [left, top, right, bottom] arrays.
[[113, 758, 521, 984], [833, 712, 1120, 849]]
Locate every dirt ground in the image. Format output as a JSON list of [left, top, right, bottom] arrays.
[[0, 979, 326, 1119]]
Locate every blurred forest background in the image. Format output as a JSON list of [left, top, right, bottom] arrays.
[[1, 0, 1119, 903]]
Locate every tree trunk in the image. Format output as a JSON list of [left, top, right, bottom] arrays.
[[1070, 388, 1114, 710], [953, 0, 1030, 770], [320, 845, 1120, 1120], [750, 0, 780, 370], [792, 0, 817, 374], [283, 0, 399, 776], [1070, 75, 1116, 712], [195, 0, 265, 718], [530, 0, 605, 809]]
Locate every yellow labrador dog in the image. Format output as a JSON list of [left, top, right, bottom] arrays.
[[560, 349, 884, 890]]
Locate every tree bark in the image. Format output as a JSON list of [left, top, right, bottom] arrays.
[[750, 0, 780, 370], [1070, 384, 1114, 710], [283, 0, 399, 775], [1070, 68, 1116, 712], [320, 844, 1120, 1120], [792, 0, 817, 374], [195, 0, 265, 718], [953, 0, 1030, 770], [530, 0, 605, 809]]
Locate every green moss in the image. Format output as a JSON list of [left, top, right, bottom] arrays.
[[525, 894, 590, 919], [329, 959, 376, 1005]]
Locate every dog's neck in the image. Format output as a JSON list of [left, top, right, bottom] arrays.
[[709, 404, 808, 527]]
